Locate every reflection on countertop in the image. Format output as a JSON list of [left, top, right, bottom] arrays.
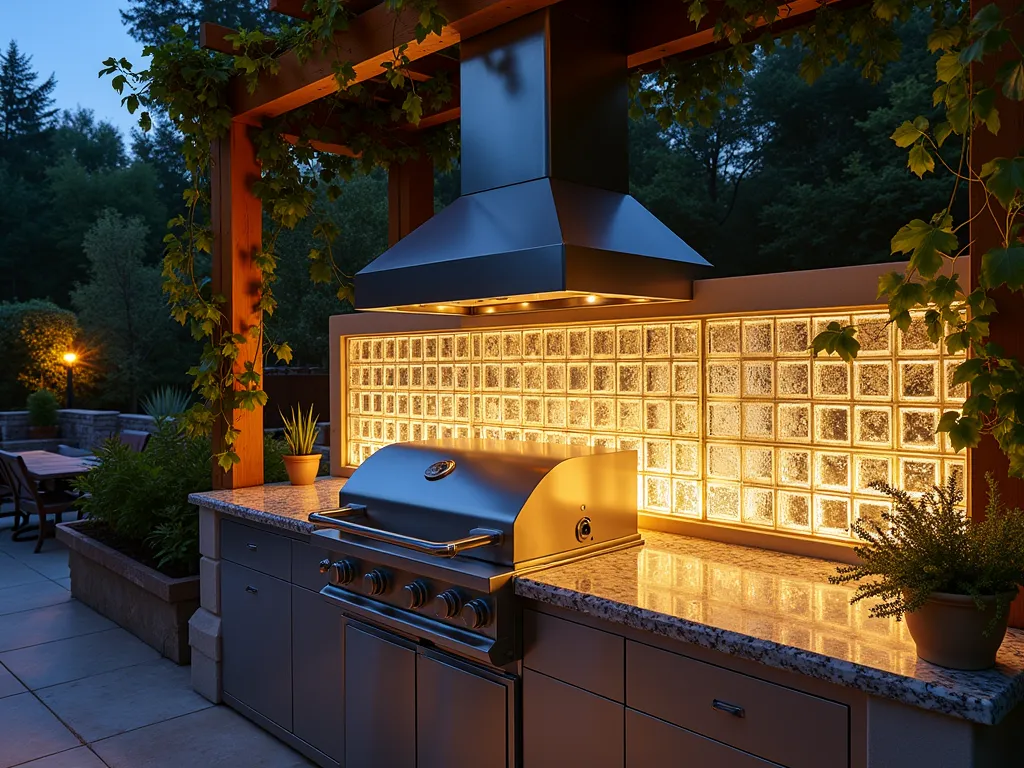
[[190, 477, 347, 534], [516, 530, 1024, 726]]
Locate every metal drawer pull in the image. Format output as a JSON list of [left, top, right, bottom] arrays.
[[245, 585, 259, 595], [309, 505, 503, 558], [246, 543, 258, 551], [712, 699, 745, 718]]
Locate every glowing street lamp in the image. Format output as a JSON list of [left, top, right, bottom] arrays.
[[63, 351, 78, 408]]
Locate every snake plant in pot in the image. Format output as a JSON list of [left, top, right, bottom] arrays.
[[280, 405, 321, 486], [831, 476, 1024, 670]]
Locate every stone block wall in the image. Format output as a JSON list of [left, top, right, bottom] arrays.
[[0, 411, 29, 441], [58, 410, 121, 450], [117, 414, 160, 434]]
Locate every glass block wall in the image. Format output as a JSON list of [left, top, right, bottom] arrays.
[[344, 310, 966, 543]]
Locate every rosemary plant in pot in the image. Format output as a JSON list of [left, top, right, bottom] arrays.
[[280, 406, 321, 486], [832, 477, 1024, 670]]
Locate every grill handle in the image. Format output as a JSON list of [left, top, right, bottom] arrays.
[[308, 505, 503, 558]]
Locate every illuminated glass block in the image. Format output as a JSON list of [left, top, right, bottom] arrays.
[[779, 449, 811, 487], [742, 403, 774, 439], [372, 394, 383, 414], [814, 361, 850, 399], [617, 362, 642, 394], [470, 365, 480, 390], [471, 396, 481, 421], [455, 333, 470, 360], [945, 361, 967, 402], [617, 325, 642, 357], [456, 395, 471, 421], [412, 423, 423, 441], [359, 339, 372, 361], [524, 430, 543, 442], [502, 396, 522, 424], [384, 338, 396, 361], [618, 399, 642, 432], [385, 367, 398, 388], [945, 460, 966, 497], [742, 362, 773, 397], [673, 441, 700, 476], [777, 318, 810, 355], [471, 427, 483, 439], [373, 367, 384, 388], [372, 419, 384, 439], [502, 364, 521, 391], [673, 401, 699, 436], [814, 496, 851, 537], [545, 398, 567, 428], [855, 499, 890, 526], [484, 395, 500, 422], [708, 362, 740, 397], [742, 320, 773, 355], [483, 333, 501, 359], [743, 488, 774, 526], [778, 403, 810, 442], [815, 452, 850, 491], [707, 402, 741, 438], [360, 417, 371, 438], [455, 365, 470, 391], [852, 361, 891, 401], [673, 480, 701, 517], [397, 367, 410, 388], [523, 330, 543, 358], [440, 424, 454, 440], [483, 364, 500, 390], [646, 476, 671, 511], [545, 363, 566, 392], [503, 428, 521, 441], [410, 337, 423, 360], [456, 425, 471, 439], [707, 484, 741, 521], [440, 365, 454, 390], [591, 363, 615, 393], [384, 394, 396, 415], [743, 447, 774, 483], [672, 362, 699, 396], [568, 398, 590, 429], [361, 393, 372, 414], [900, 361, 938, 400], [424, 394, 438, 418], [591, 327, 615, 357], [523, 363, 544, 392], [349, 366, 361, 388], [645, 325, 671, 357], [568, 329, 590, 358], [645, 439, 671, 472], [898, 313, 940, 354], [902, 458, 939, 493], [361, 367, 372, 388], [672, 322, 700, 357], [855, 456, 891, 493], [815, 405, 850, 444], [545, 329, 567, 358], [470, 334, 481, 360], [900, 408, 939, 450], [645, 363, 670, 395], [593, 435, 616, 449], [707, 321, 740, 356], [708, 444, 741, 479], [502, 331, 522, 359], [592, 399, 615, 430], [523, 397, 543, 425], [568, 433, 590, 446], [439, 335, 454, 360], [851, 313, 890, 355], [813, 315, 850, 338], [372, 339, 384, 361], [349, 339, 361, 362], [397, 393, 409, 416], [398, 422, 410, 442], [645, 400, 670, 433], [568, 364, 590, 393], [423, 336, 438, 361], [351, 392, 362, 413]]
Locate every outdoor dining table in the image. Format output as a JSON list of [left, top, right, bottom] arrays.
[[16, 450, 96, 482]]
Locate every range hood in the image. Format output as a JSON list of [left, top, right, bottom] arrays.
[[355, 0, 712, 316]]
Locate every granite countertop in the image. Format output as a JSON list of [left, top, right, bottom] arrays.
[[517, 531, 1024, 726], [189, 481, 1024, 726]]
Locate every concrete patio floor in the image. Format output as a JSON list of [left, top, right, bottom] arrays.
[[0, 514, 313, 767]]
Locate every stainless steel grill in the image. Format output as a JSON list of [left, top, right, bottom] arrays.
[[308, 438, 640, 667]]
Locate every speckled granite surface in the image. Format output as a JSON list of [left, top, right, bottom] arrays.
[[516, 531, 1024, 726], [189, 477, 347, 534]]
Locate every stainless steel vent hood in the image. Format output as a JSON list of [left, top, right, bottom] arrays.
[[355, 0, 712, 316]]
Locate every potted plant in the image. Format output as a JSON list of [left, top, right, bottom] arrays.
[[280, 405, 321, 486], [26, 389, 60, 439], [831, 477, 1024, 670]]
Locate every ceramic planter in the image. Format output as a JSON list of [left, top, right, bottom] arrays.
[[283, 453, 321, 485], [904, 590, 1017, 670]]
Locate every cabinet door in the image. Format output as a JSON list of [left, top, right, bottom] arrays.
[[626, 709, 779, 768], [523, 669, 624, 768], [344, 623, 416, 768], [221, 562, 292, 730], [417, 654, 511, 768], [292, 587, 344, 763]]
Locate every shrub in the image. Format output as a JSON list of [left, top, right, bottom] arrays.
[[140, 385, 191, 422], [26, 389, 60, 427]]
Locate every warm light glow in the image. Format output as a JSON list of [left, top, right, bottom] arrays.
[[586, 295, 598, 304], [484, 307, 496, 313], [436, 306, 448, 311], [62, 352, 78, 365], [520, 302, 531, 308]]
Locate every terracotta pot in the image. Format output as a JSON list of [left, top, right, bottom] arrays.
[[283, 454, 321, 486], [28, 425, 59, 439], [904, 589, 1017, 670]]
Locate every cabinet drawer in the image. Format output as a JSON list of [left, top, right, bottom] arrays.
[[291, 539, 334, 592], [524, 610, 624, 702], [626, 641, 848, 768], [627, 709, 780, 768], [221, 520, 291, 580]]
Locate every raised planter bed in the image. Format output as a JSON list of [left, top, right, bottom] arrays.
[[56, 521, 199, 664]]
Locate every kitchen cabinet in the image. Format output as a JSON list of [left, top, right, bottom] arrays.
[[221, 561, 293, 730], [292, 586, 345, 764], [626, 709, 779, 768]]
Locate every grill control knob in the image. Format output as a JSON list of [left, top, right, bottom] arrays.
[[403, 580, 430, 609], [460, 599, 492, 629], [363, 569, 390, 596], [318, 558, 331, 574], [328, 560, 357, 586], [434, 589, 463, 619]]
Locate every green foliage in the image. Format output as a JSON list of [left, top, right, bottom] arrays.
[[140, 385, 191, 422], [26, 389, 59, 427], [830, 477, 1024, 630], [263, 432, 290, 484], [0, 300, 88, 408], [280, 404, 320, 456]]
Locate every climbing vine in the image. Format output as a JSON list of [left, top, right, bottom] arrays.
[[101, 0, 1024, 475]]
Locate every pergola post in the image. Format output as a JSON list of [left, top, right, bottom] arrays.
[[210, 120, 264, 489], [388, 155, 435, 245]]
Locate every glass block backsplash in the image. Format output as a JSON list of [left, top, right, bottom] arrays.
[[344, 310, 966, 543]]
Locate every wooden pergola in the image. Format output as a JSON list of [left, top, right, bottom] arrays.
[[200, 0, 1023, 537]]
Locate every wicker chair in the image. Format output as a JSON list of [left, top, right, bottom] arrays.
[[0, 451, 81, 553]]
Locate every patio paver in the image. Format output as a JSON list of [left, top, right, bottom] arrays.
[[0, 600, 115, 653], [0, 556, 50, 590], [0, 692, 80, 768], [20, 550, 73, 581], [0, 663, 25, 699], [0, 580, 71, 617], [15, 747, 107, 767]]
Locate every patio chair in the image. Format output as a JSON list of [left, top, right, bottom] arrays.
[[119, 430, 151, 452], [0, 460, 27, 533], [0, 450, 81, 553]]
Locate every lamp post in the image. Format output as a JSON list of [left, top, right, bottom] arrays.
[[63, 352, 77, 408]]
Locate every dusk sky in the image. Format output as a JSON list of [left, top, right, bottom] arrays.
[[1, 0, 147, 139]]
